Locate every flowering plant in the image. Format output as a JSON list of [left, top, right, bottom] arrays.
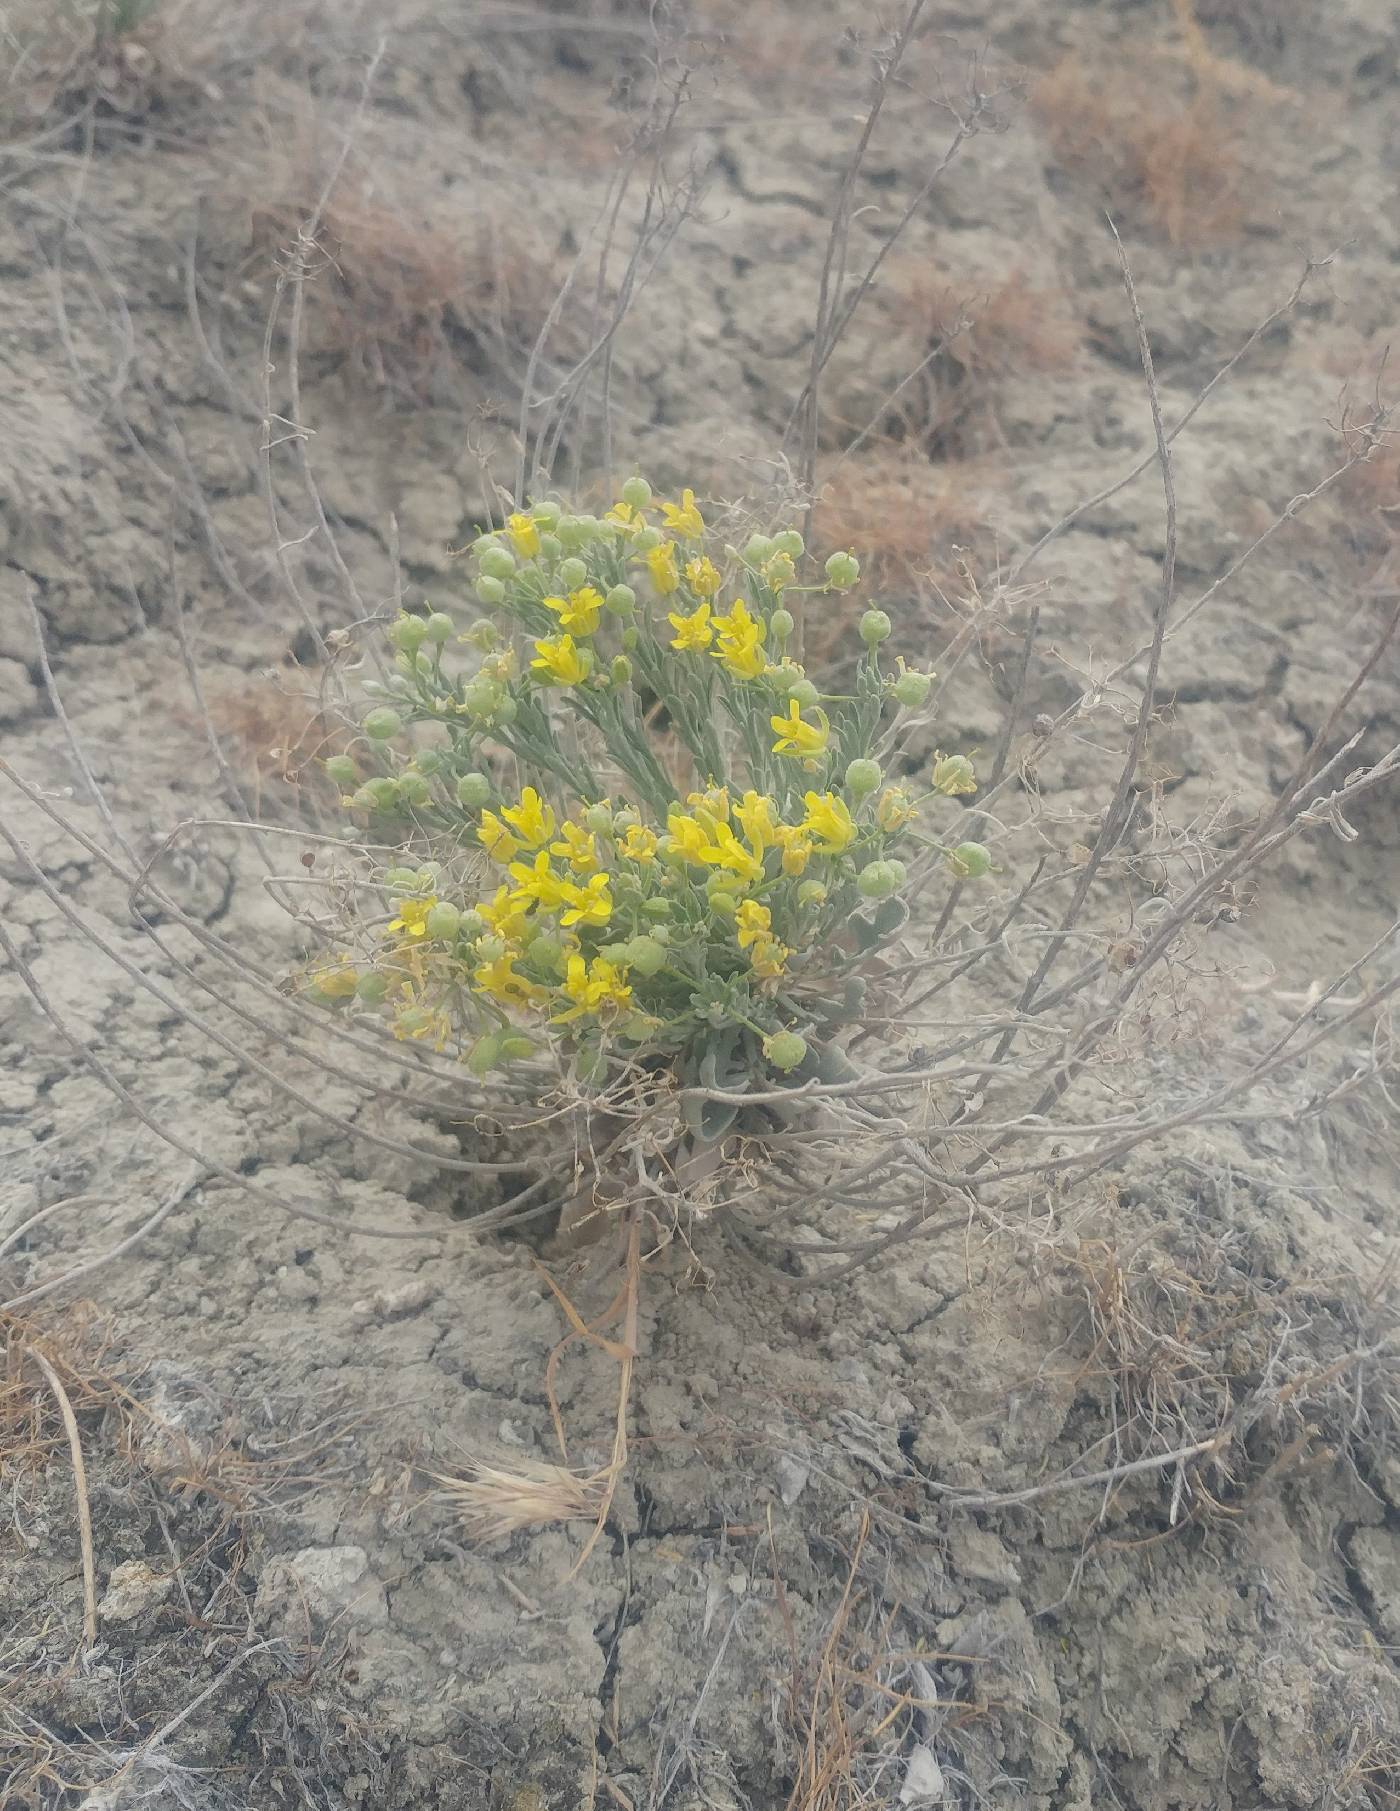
[[311, 479, 987, 1141]]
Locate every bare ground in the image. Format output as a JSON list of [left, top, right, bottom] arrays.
[[3, 3, 1400, 1807]]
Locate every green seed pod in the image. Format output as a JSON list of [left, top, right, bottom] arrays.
[[621, 626, 639, 652], [425, 611, 455, 643], [495, 695, 519, 724], [647, 923, 670, 946], [456, 772, 492, 808], [764, 552, 796, 588], [857, 860, 901, 900], [531, 499, 562, 530], [390, 613, 429, 652], [414, 650, 436, 677], [620, 475, 652, 510], [537, 532, 564, 564], [845, 757, 883, 799], [457, 910, 485, 941], [398, 773, 431, 807], [384, 866, 420, 889], [885, 859, 908, 886], [583, 803, 614, 836], [743, 533, 774, 565], [948, 841, 992, 879], [640, 895, 672, 921], [626, 935, 667, 977], [787, 678, 820, 708], [610, 655, 633, 686], [526, 931, 566, 973], [707, 889, 738, 919], [461, 678, 502, 722], [931, 753, 977, 796], [605, 583, 636, 618], [323, 754, 359, 789], [573, 515, 602, 543], [393, 653, 417, 680], [763, 1030, 808, 1072], [769, 608, 795, 642], [859, 609, 892, 646], [478, 546, 516, 580], [476, 934, 508, 962], [355, 970, 389, 1003], [633, 526, 663, 552], [498, 1033, 535, 1062], [472, 533, 502, 555], [467, 1032, 502, 1078], [363, 707, 402, 741], [475, 574, 507, 607], [414, 749, 446, 778], [773, 529, 804, 559], [355, 778, 399, 811], [600, 941, 632, 965], [425, 902, 461, 940], [797, 880, 828, 908], [825, 550, 860, 589], [892, 668, 932, 709], [558, 557, 589, 591]]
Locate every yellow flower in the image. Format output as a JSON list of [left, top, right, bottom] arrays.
[[801, 791, 856, 853], [617, 824, 659, 864], [507, 850, 572, 913], [550, 821, 599, 873], [473, 953, 546, 1007], [386, 897, 437, 938], [735, 900, 772, 949], [506, 513, 540, 558], [501, 787, 557, 849], [531, 635, 590, 686], [394, 1002, 452, 1049], [560, 873, 613, 928], [668, 600, 713, 651], [646, 542, 680, 596], [734, 790, 779, 855], [479, 885, 530, 945], [750, 935, 791, 978], [478, 812, 522, 863], [605, 500, 643, 534], [876, 786, 919, 832], [660, 489, 704, 539], [665, 811, 712, 867], [685, 556, 721, 597], [686, 786, 730, 835], [771, 699, 830, 760], [711, 599, 767, 681], [773, 826, 812, 877], [309, 957, 359, 998], [544, 587, 604, 637], [701, 822, 763, 886], [552, 955, 633, 1023]]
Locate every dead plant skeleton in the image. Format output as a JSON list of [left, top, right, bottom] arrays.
[[2, 5, 1399, 1588]]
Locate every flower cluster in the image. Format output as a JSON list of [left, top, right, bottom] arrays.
[[310, 480, 991, 1091]]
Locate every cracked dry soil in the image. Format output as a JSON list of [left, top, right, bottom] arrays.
[[3, 3, 1400, 1808]]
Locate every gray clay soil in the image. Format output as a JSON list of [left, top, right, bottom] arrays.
[[3, 3, 1400, 1808]]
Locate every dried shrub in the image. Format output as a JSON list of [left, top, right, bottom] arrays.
[[1032, 59, 1257, 247], [876, 258, 1081, 456], [230, 137, 569, 404], [201, 669, 352, 819], [811, 449, 995, 594]]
